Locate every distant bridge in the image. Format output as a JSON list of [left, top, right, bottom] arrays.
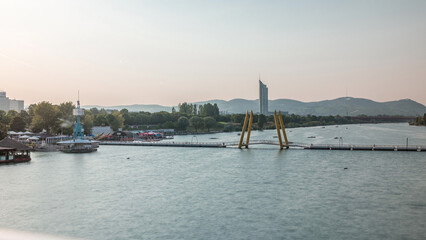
[[305, 144, 425, 152], [99, 141, 425, 152], [350, 116, 416, 122]]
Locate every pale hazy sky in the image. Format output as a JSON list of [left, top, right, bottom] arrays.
[[1, 0, 425, 106]]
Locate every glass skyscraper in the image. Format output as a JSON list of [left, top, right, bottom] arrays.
[[259, 80, 268, 115]]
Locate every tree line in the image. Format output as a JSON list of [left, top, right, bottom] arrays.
[[0, 101, 124, 138], [1, 101, 417, 139], [0, 102, 223, 138], [412, 113, 426, 126]]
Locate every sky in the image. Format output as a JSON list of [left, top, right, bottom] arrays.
[[1, 0, 425, 106]]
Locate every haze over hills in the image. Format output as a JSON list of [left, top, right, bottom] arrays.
[[83, 97, 426, 116]]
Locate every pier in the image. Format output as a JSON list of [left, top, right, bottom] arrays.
[[100, 140, 301, 148], [99, 141, 425, 151], [100, 141, 227, 148], [99, 140, 290, 148]]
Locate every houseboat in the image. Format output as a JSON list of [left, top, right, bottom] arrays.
[[0, 138, 31, 164]]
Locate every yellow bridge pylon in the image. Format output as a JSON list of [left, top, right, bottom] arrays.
[[274, 110, 289, 149], [238, 111, 253, 149], [238, 110, 289, 149]]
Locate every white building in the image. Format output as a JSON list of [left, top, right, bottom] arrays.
[[0, 92, 24, 112]]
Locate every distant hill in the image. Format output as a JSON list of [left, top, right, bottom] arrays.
[[83, 97, 426, 116], [192, 97, 426, 116]]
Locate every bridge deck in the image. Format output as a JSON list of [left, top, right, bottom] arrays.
[[99, 141, 425, 151], [305, 144, 425, 152], [100, 140, 305, 148]]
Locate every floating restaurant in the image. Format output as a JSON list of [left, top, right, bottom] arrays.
[[0, 138, 31, 164], [57, 95, 99, 153]]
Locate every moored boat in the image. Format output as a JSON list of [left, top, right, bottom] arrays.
[[0, 138, 31, 164]]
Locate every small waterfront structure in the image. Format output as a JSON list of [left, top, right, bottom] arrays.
[[46, 135, 71, 144], [110, 130, 134, 141], [57, 96, 99, 153], [0, 138, 31, 164], [130, 129, 174, 140]]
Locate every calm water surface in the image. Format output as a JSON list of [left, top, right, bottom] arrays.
[[1, 123, 425, 240]]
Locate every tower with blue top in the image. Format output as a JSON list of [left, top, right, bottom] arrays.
[[72, 92, 85, 140]]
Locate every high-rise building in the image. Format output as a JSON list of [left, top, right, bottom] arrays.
[[259, 80, 268, 115], [0, 92, 24, 112]]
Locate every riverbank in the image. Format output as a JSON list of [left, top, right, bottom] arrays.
[[2, 122, 425, 240]]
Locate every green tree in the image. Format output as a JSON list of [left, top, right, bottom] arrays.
[[424, 113, 426, 126], [27, 104, 36, 124], [0, 110, 17, 126], [7, 110, 18, 118], [416, 117, 422, 126], [178, 102, 193, 115], [120, 109, 130, 126], [231, 114, 245, 124], [58, 102, 75, 135], [151, 111, 172, 124], [213, 103, 219, 117], [82, 111, 94, 135], [0, 110, 7, 125], [190, 116, 204, 132], [203, 117, 216, 132], [108, 111, 124, 131], [0, 123, 7, 139], [31, 101, 60, 133], [27, 104, 36, 116], [161, 121, 176, 129], [177, 116, 189, 130], [94, 114, 108, 126], [199, 103, 219, 118], [90, 108, 99, 115], [19, 110, 31, 127], [257, 114, 266, 129], [193, 104, 197, 115], [58, 102, 74, 119], [10, 115, 26, 132]]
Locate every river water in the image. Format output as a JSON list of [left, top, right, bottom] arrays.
[[1, 123, 425, 240]]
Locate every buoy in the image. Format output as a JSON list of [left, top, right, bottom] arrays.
[[127, 157, 130, 159]]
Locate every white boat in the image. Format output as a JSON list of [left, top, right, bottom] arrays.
[[57, 95, 99, 153]]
